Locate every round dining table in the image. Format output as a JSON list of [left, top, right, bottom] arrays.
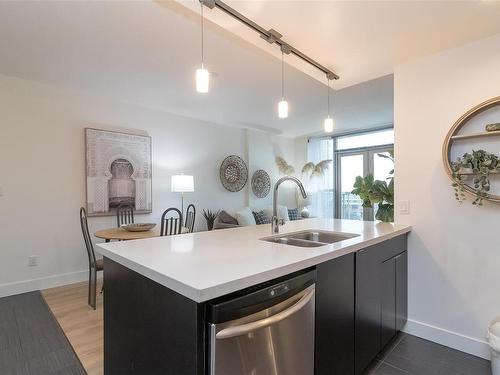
[[94, 227, 161, 242]]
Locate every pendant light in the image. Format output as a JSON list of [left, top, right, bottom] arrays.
[[278, 50, 288, 119], [196, 2, 209, 93], [323, 77, 334, 133]]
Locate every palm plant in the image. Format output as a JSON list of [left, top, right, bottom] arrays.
[[275, 156, 295, 176], [301, 160, 332, 180]]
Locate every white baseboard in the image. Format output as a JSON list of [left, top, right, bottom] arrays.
[[0, 270, 101, 298], [403, 319, 491, 360]]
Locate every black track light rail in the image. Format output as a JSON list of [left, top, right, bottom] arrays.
[[200, 0, 339, 81]]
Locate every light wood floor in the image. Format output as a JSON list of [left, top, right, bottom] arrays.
[[42, 280, 104, 375]]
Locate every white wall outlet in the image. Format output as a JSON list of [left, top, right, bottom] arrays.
[[399, 200, 410, 215], [28, 256, 38, 267]]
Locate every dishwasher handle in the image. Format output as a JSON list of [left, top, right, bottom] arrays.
[[215, 287, 315, 339]]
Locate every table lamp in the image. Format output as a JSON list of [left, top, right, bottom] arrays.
[[171, 175, 194, 215]]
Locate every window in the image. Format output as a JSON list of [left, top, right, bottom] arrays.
[[307, 128, 394, 221], [336, 128, 394, 150]]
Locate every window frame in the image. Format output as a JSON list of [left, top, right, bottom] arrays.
[[307, 125, 394, 221], [334, 144, 393, 220]]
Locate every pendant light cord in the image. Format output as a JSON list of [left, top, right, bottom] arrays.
[[327, 78, 331, 116], [201, 3, 205, 67], [281, 51, 285, 100]]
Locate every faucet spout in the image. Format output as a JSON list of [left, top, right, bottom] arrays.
[[272, 176, 307, 234]]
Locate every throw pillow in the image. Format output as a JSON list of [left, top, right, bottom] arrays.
[[263, 205, 289, 222], [253, 210, 270, 225], [288, 208, 301, 221], [235, 207, 257, 226], [218, 210, 238, 225]]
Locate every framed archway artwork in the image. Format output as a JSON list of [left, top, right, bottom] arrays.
[[85, 128, 152, 216]]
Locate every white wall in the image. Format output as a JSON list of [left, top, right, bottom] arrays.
[[394, 33, 500, 359], [247, 130, 297, 210], [0, 74, 296, 297]]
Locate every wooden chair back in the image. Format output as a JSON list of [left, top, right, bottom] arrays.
[[160, 208, 183, 236], [116, 204, 134, 227]]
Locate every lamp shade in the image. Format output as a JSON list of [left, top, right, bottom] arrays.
[[171, 175, 194, 193]]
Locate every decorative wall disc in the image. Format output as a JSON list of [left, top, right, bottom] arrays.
[[251, 170, 271, 198], [220, 155, 248, 192]]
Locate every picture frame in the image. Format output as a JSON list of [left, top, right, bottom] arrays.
[[85, 128, 152, 216]]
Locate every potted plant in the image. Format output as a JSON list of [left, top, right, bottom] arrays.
[[351, 175, 394, 222], [202, 209, 220, 231], [351, 151, 394, 222], [451, 149, 500, 206]]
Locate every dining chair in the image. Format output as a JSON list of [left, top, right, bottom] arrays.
[[185, 204, 196, 233], [79, 207, 103, 310], [116, 204, 134, 228], [160, 208, 183, 236]]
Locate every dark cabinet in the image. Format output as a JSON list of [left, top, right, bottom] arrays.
[[395, 252, 408, 332], [355, 235, 408, 375], [380, 257, 397, 353], [380, 252, 407, 347], [315, 253, 355, 375], [354, 246, 382, 375]]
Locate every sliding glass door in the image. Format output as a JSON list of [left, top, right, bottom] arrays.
[[307, 128, 394, 221], [338, 152, 365, 220], [335, 146, 393, 220]]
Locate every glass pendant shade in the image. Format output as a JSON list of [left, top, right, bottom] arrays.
[[278, 100, 289, 119], [196, 67, 209, 93], [324, 116, 334, 133], [324, 77, 335, 133]]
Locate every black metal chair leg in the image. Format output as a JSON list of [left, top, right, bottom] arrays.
[[88, 269, 92, 307], [89, 268, 97, 310]]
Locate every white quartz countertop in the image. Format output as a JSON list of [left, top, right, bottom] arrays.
[[96, 219, 411, 302]]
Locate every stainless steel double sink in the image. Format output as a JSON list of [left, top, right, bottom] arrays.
[[261, 230, 359, 248]]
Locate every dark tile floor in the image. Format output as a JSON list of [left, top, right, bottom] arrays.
[[365, 332, 491, 375], [0, 291, 85, 375]]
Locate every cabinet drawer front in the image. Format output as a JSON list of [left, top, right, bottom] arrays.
[[357, 234, 407, 262]]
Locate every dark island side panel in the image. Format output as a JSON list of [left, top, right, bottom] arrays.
[[104, 258, 205, 375]]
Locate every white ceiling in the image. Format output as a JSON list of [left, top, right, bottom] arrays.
[[180, 0, 500, 88], [0, 1, 498, 138]]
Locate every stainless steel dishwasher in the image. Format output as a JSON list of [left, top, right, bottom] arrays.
[[207, 270, 316, 375]]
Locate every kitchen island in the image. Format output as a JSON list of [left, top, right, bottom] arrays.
[[97, 218, 411, 375]]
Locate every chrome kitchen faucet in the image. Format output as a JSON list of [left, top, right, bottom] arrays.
[[272, 176, 307, 234]]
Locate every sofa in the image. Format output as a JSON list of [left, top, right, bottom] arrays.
[[213, 205, 300, 230]]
